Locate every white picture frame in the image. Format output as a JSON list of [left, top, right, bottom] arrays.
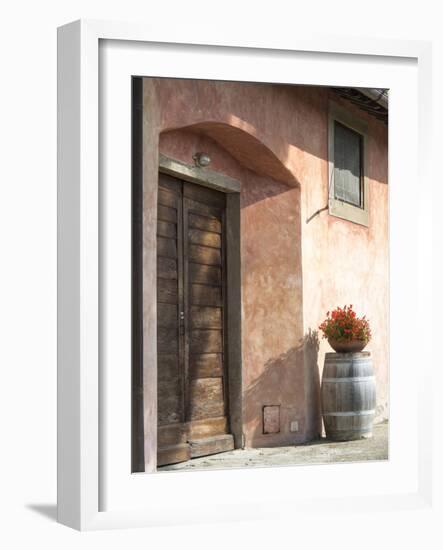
[[57, 19, 434, 531]]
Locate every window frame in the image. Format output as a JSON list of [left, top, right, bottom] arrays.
[[328, 101, 369, 226]]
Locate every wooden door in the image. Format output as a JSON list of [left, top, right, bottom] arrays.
[[157, 173, 234, 466]]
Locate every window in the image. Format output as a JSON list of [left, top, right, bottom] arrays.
[[334, 122, 363, 207], [328, 103, 368, 226]]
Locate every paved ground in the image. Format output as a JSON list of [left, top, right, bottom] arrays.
[[160, 421, 389, 471]]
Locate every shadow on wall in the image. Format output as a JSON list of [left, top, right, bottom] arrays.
[[243, 330, 322, 447], [303, 329, 322, 440]]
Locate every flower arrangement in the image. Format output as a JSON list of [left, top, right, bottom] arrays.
[[319, 305, 371, 344]]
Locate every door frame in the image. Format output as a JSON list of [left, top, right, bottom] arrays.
[[158, 154, 243, 450]]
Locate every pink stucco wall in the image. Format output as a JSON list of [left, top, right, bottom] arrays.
[[144, 77, 389, 447]]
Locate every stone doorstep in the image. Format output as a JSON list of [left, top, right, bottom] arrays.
[[157, 442, 191, 466], [189, 434, 234, 459], [158, 433, 235, 466]]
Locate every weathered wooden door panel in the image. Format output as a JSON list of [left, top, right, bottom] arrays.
[[156, 174, 234, 466], [188, 378, 225, 420], [188, 229, 221, 248], [183, 185, 227, 430], [157, 416, 228, 448], [189, 263, 222, 285], [189, 353, 223, 378], [156, 175, 184, 434]]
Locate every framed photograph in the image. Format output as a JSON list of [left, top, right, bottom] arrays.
[[57, 19, 433, 530]]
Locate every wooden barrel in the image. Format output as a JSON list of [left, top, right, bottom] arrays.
[[321, 352, 376, 441]]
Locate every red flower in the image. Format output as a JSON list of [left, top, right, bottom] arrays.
[[318, 305, 371, 343]]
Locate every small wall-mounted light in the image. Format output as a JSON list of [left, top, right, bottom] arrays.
[[193, 152, 211, 167]]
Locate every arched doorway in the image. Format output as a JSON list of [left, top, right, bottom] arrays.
[[157, 124, 304, 454]]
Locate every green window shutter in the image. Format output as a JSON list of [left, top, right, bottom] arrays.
[[334, 121, 363, 207]]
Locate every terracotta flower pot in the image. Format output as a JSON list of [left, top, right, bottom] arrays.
[[328, 338, 367, 353]]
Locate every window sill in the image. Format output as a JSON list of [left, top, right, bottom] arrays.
[[329, 198, 369, 227]]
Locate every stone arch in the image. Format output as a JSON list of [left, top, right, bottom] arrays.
[[160, 121, 299, 188]]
